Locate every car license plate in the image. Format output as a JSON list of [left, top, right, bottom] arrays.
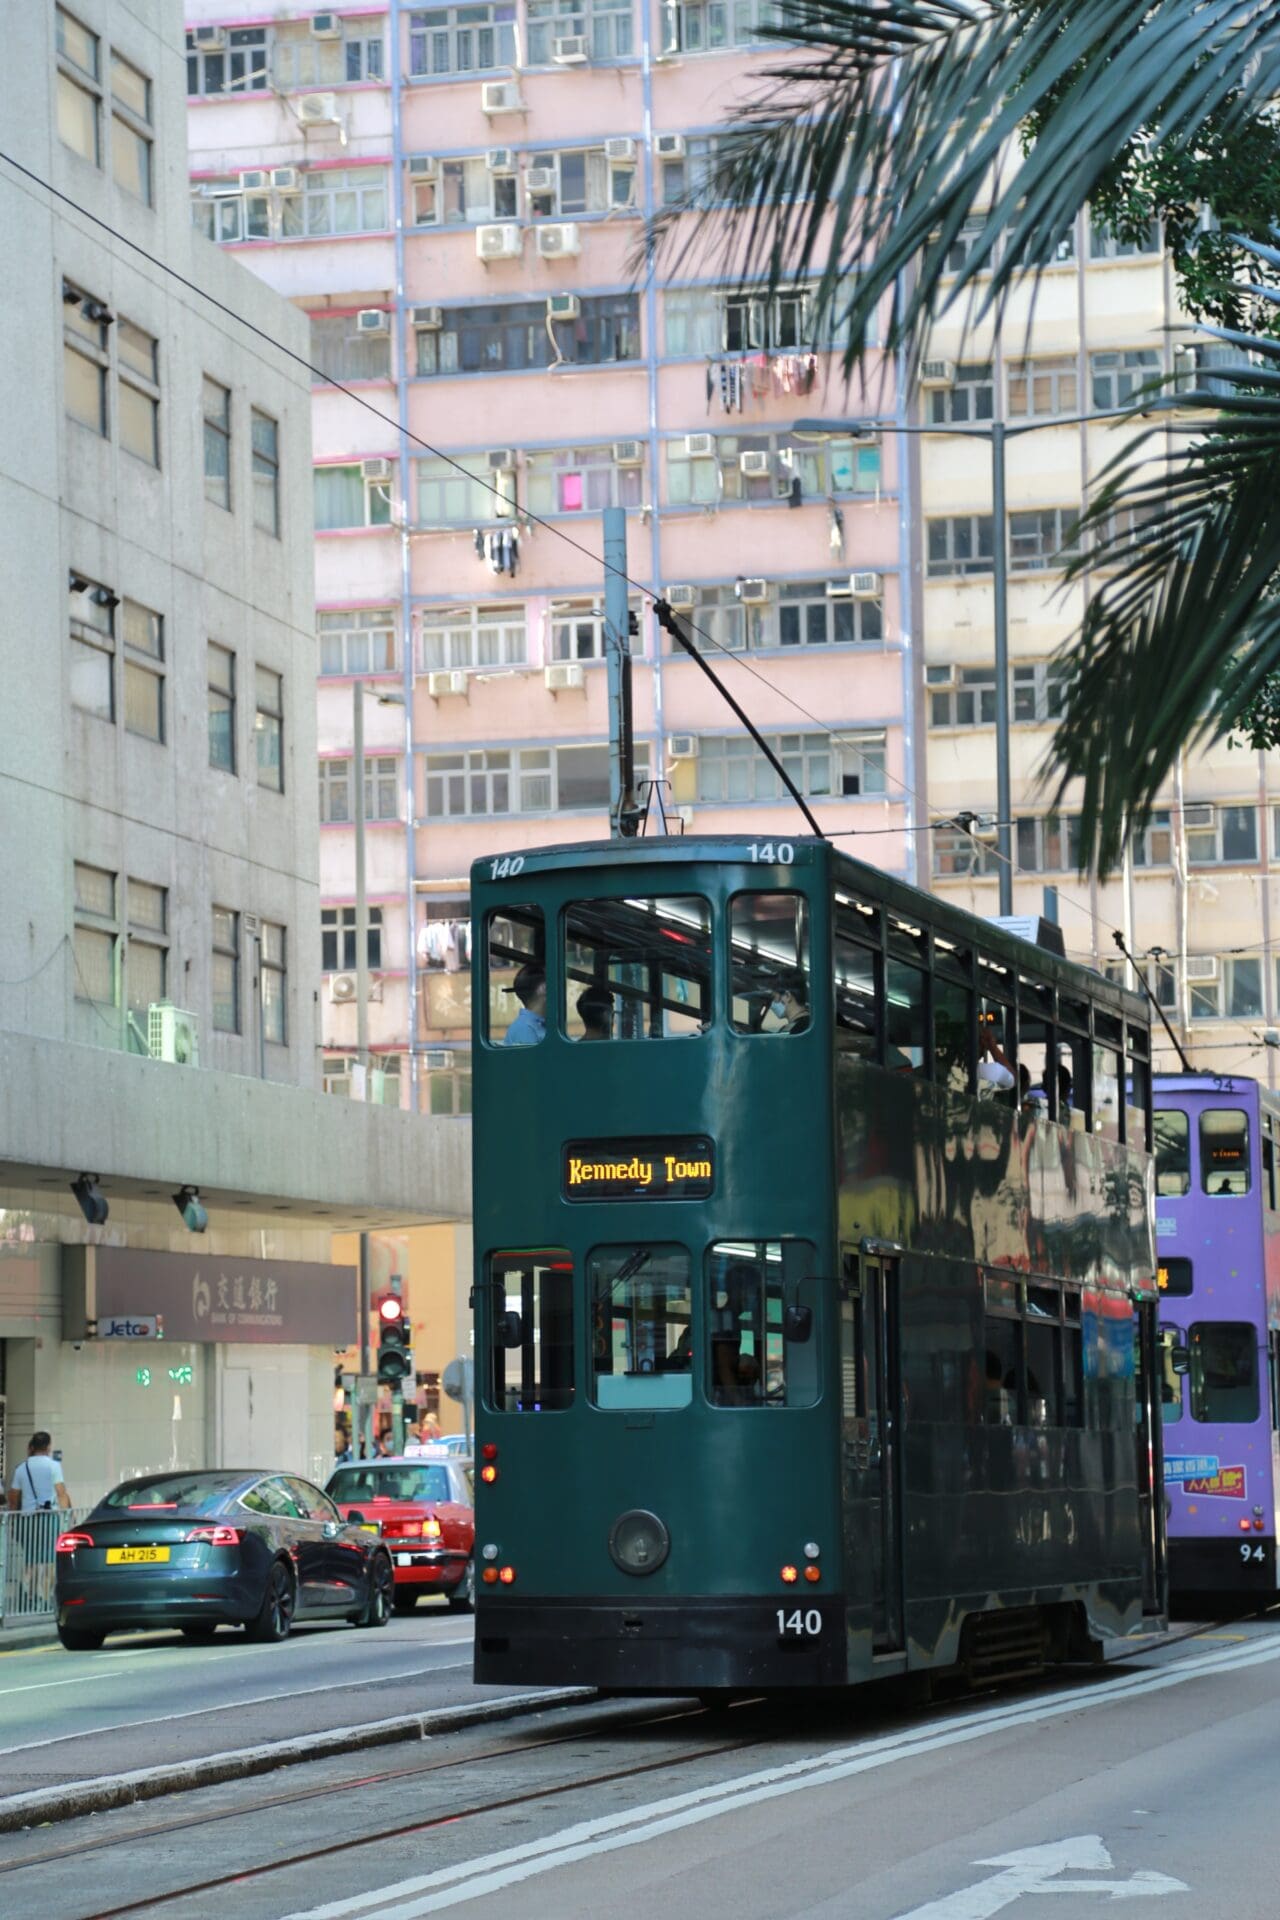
[[396, 1552, 414, 1567], [106, 1546, 171, 1565], [359, 1524, 379, 1534]]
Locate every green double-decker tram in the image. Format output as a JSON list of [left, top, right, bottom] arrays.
[[470, 835, 1165, 1695]]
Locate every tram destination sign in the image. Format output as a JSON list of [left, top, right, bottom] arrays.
[[562, 1136, 714, 1201]]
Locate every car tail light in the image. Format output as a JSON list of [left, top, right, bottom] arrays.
[[780, 1565, 798, 1584], [56, 1531, 93, 1554], [423, 1517, 442, 1541], [381, 1519, 422, 1539], [481, 1465, 498, 1484], [186, 1525, 242, 1547], [498, 1564, 516, 1584], [481, 1443, 498, 1462]]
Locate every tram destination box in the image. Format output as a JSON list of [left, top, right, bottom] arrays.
[[562, 1136, 714, 1201]]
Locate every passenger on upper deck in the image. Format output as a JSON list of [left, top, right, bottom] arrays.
[[978, 1029, 1015, 1094], [576, 984, 614, 1040], [503, 964, 546, 1047], [768, 975, 810, 1036]]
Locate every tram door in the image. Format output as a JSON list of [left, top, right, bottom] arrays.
[[1133, 1302, 1168, 1617], [841, 1252, 904, 1652]]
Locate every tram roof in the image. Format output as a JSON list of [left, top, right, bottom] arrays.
[[470, 835, 1150, 1029]]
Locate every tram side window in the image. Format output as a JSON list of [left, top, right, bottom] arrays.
[[1159, 1325, 1186, 1423], [564, 895, 711, 1040], [487, 905, 546, 1048], [1093, 1023, 1122, 1141], [589, 1244, 692, 1408], [1265, 1131, 1278, 1213], [486, 1249, 574, 1412], [1126, 1034, 1151, 1151], [707, 1239, 819, 1407], [1190, 1321, 1258, 1423], [885, 959, 927, 1073], [1154, 1109, 1190, 1196], [984, 1275, 1082, 1428], [834, 924, 878, 1058], [1200, 1108, 1250, 1195], [1057, 1007, 1092, 1131], [933, 974, 974, 1095], [978, 998, 1017, 1104], [729, 894, 811, 1036]]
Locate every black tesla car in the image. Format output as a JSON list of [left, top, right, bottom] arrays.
[[55, 1469, 395, 1650]]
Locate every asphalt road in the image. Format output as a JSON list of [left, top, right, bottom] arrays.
[[2, 1615, 1278, 1920], [0, 1603, 485, 1799]]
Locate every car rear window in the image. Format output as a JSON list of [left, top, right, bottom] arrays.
[[100, 1474, 242, 1515], [327, 1466, 451, 1504]]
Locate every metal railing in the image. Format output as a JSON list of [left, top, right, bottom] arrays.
[[0, 1507, 94, 1626]]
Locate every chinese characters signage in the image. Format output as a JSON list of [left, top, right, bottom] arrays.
[[562, 1136, 714, 1201], [92, 1246, 355, 1346]]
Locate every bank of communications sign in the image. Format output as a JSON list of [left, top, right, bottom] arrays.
[[562, 1136, 714, 1201]]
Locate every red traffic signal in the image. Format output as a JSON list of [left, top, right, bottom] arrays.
[[376, 1294, 404, 1324]]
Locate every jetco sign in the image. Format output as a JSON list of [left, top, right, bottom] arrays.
[[66, 1246, 356, 1347], [98, 1314, 163, 1340]]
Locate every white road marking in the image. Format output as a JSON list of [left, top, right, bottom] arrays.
[[283, 1633, 1280, 1919], [889, 1838, 1187, 1917], [0, 1652, 158, 1697]]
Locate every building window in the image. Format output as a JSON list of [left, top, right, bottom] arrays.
[[662, 285, 817, 357], [1091, 348, 1162, 411], [415, 294, 641, 374], [416, 457, 509, 527], [73, 863, 117, 1005], [666, 434, 877, 507], [251, 409, 280, 535], [190, 179, 269, 244], [261, 922, 287, 1045], [319, 609, 398, 677], [927, 665, 996, 728], [212, 908, 240, 1033], [203, 377, 231, 508], [1009, 507, 1082, 573], [63, 284, 109, 435], [411, 158, 516, 228], [322, 905, 383, 972], [777, 581, 882, 647], [525, 447, 643, 515], [310, 314, 391, 383], [1012, 660, 1070, 723], [319, 756, 401, 825], [665, 0, 778, 53], [271, 19, 385, 88], [424, 743, 649, 817], [1189, 957, 1263, 1022], [283, 167, 389, 238], [1089, 214, 1161, 259], [110, 51, 152, 203], [527, 0, 633, 62], [928, 363, 993, 425], [207, 643, 235, 771], [1015, 814, 1082, 874], [186, 27, 268, 96], [315, 464, 393, 530], [927, 515, 995, 577], [69, 575, 116, 720], [548, 598, 644, 661], [408, 5, 517, 75], [1132, 809, 1173, 867], [1185, 804, 1258, 866], [696, 731, 885, 803], [659, 134, 738, 207], [1007, 354, 1078, 419], [422, 1055, 471, 1116], [526, 147, 616, 218], [939, 213, 992, 275], [126, 879, 167, 1017], [56, 9, 101, 165], [932, 827, 1000, 878], [122, 599, 163, 742], [421, 604, 525, 671], [254, 667, 283, 792], [117, 320, 159, 466]]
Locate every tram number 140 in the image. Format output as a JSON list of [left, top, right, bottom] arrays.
[[777, 1607, 822, 1638]]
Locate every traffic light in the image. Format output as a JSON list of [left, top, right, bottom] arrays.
[[375, 1294, 412, 1386]]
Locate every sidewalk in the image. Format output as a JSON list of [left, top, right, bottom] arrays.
[[0, 1621, 59, 1655]]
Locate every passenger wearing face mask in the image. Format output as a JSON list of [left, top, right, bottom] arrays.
[[769, 975, 810, 1035]]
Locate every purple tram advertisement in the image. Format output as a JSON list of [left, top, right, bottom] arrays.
[[1154, 1074, 1280, 1595]]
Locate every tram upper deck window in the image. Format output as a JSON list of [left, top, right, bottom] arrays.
[[563, 896, 711, 1040], [1200, 1108, 1250, 1195], [1154, 1110, 1190, 1195], [933, 965, 975, 1095], [835, 912, 878, 1057], [885, 959, 927, 1073], [707, 1239, 819, 1407], [1093, 1013, 1123, 1141], [1190, 1321, 1258, 1423], [486, 1249, 574, 1412], [1126, 1026, 1151, 1149], [589, 1245, 692, 1409], [486, 905, 546, 1048], [729, 894, 811, 1036]]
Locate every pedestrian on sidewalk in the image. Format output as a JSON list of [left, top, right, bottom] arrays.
[[7, 1433, 71, 1613]]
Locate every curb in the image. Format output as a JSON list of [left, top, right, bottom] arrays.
[[0, 1686, 595, 1833]]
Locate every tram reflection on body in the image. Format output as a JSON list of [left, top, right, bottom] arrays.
[[469, 836, 1166, 1695]]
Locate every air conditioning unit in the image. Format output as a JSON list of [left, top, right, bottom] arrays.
[[613, 440, 644, 466], [486, 147, 517, 173], [524, 165, 557, 194], [683, 433, 715, 459], [362, 457, 393, 481], [311, 12, 342, 37], [240, 169, 269, 191], [193, 26, 225, 49], [654, 133, 685, 159], [147, 1003, 199, 1068], [547, 292, 580, 319], [408, 154, 438, 177], [412, 305, 444, 330], [553, 34, 589, 61], [664, 583, 697, 608], [1182, 803, 1215, 829], [481, 81, 522, 114], [850, 571, 881, 598], [1184, 955, 1218, 982], [605, 137, 637, 163], [545, 662, 586, 692], [669, 734, 698, 759], [477, 223, 522, 261], [423, 1049, 453, 1071], [427, 670, 469, 698], [737, 578, 769, 604], [487, 448, 517, 471], [919, 358, 956, 387], [329, 974, 358, 1004], [536, 223, 581, 258], [270, 167, 300, 192], [739, 450, 771, 476], [298, 92, 341, 123], [357, 310, 390, 334]]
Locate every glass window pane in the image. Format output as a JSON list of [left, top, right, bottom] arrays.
[[487, 904, 545, 1045], [118, 381, 158, 465], [590, 1245, 692, 1406], [729, 893, 810, 1036], [70, 637, 113, 719], [112, 117, 151, 201], [57, 73, 99, 163], [1190, 1321, 1258, 1423], [885, 960, 926, 1074], [834, 925, 877, 1057], [1201, 1108, 1250, 1194], [127, 937, 164, 1013], [124, 661, 162, 740], [111, 52, 149, 118], [933, 974, 974, 1093], [486, 1249, 574, 1411], [707, 1239, 819, 1407], [75, 862, 114, 916], [64, 345, 105, 432], [565, 897, 711, 1040], [74, 926, 114, 1003], [1155, 1108, 1190, 1196]]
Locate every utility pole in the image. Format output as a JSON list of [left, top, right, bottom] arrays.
[[353, 679, 372, 1458], [603, 506, 637, 837], [990, 421, 1013, 916]]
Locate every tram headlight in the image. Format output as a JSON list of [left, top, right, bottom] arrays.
[[608, 1509, 670, 1576]]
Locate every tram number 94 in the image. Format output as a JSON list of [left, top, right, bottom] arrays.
[[1241, 1543, 1266, 1562], [777, 1607, 822, 1638]]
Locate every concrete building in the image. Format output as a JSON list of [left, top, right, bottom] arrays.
[[0, 0, 466, 1503]]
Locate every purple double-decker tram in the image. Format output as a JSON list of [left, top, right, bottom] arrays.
[[1154, 1073, 1280, 1596]]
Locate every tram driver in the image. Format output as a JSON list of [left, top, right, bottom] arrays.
[[503, 964, 546, 1046]]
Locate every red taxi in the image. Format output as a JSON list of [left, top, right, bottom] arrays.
[[325, 1455, 474, 1612]]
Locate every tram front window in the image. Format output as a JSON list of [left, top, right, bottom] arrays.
[[486, 905, 546, 1048], [487, 1249, 574, 1412], [707, 1240, 819, 1407], [729, 894, 811, 1035], [590, 1245, 692, 1408], [1190, 1321, 1258, 1423], [564, 896, 710, 1040], [1201, 1109, 1250, 1195]]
